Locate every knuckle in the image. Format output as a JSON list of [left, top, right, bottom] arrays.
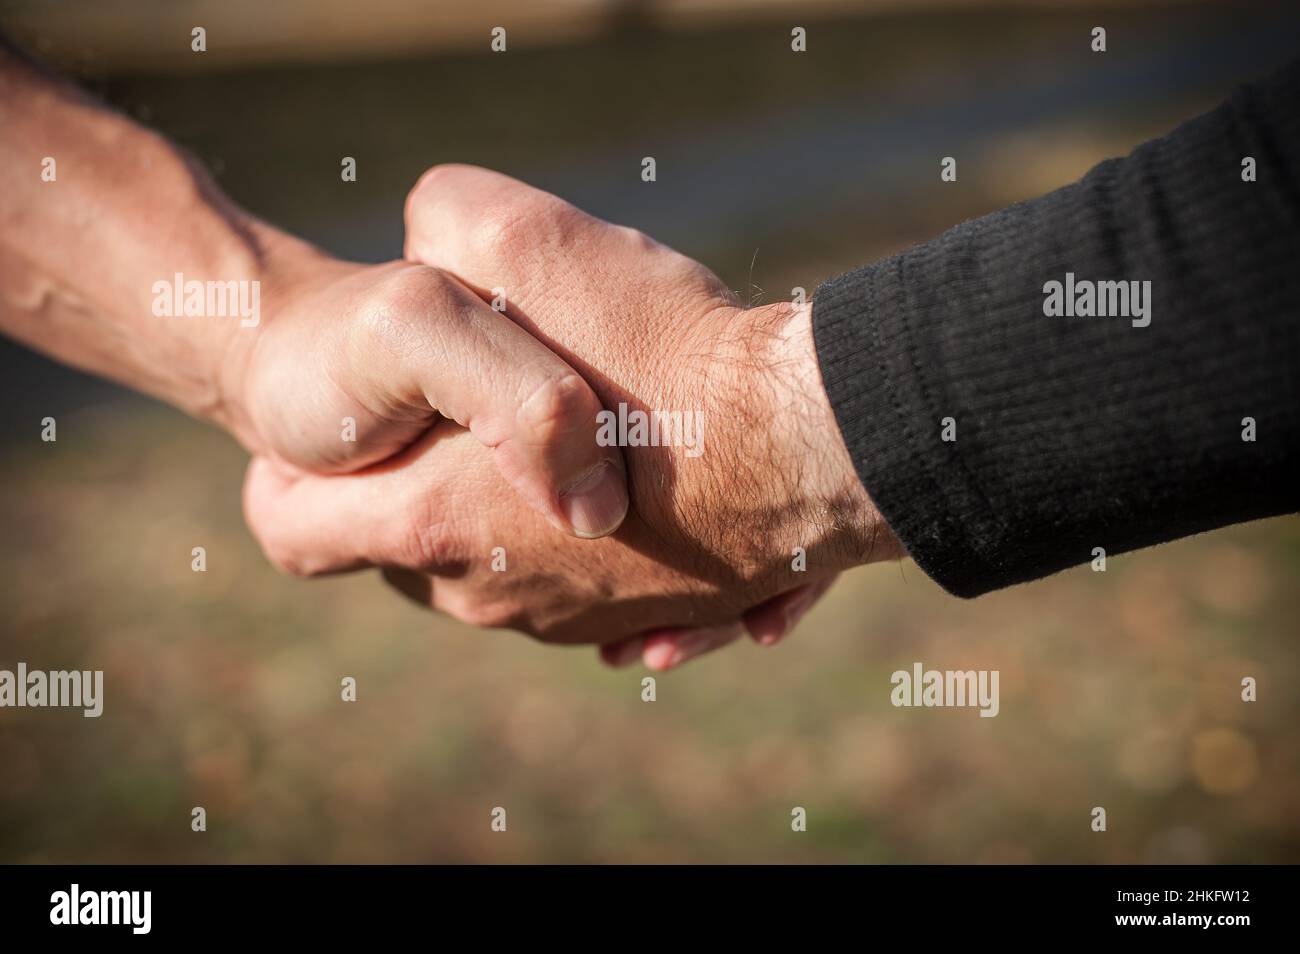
[[404, 169, 446, 257], [392, 520, 442, 572], [388, 496, 460, 573], [405, 164, 492, 258], [536, 197, 588, 249], [408, 167, 589, 268], [517, 373, 598, 446], [470, 193, 580, 263], [373, 264, 455, 314], [615, 223, 658, 253], [407, 164, 451, 204], [467, 207, 526, 263], [405, 164, 467, 221], [356, 265, 458, 355]]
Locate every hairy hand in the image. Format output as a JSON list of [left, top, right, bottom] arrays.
[[242, 167, 898, 662], [226, 253, 629, 539]]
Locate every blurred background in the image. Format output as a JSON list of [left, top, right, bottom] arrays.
[[0, 0, 1297, 863]]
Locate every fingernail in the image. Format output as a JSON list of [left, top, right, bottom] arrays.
[[643, 641, 678, 671], [560, 460, 628, 538], [746, 613, 787, 646]]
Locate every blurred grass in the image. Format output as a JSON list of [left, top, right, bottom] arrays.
[[1, 404, 1296, 863]]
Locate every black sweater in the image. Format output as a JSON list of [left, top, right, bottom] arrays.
[[812, 57, 1300, 598]]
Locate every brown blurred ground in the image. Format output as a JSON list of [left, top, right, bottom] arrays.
[[0, 0, 1296, 863], [2, 409, 1296, 863]]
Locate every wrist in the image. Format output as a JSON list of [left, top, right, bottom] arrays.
[[209, 226, 340, 455], [760, 299, 902, 569], [0, 67, 331, 452]]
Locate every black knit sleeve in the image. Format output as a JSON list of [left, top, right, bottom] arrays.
[[812, 57, 1300, 598]]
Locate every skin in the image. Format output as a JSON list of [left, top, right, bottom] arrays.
[[0, 43, 902, 669], [242, 166, 904, 664], [0, 45, 629, 541]]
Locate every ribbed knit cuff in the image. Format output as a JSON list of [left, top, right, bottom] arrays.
[[813, 255, 1002, 599]]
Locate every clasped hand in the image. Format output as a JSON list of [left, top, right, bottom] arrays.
[[230, 166, 896, 668]]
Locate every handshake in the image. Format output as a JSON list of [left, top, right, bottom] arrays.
[[5, 42, 1295, 670], [0, 49, 897, 673], [219, 165, 900, 669]]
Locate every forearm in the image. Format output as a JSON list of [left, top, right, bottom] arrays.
[[0, 44, 320, 448], [813, 57, 1300, 596]]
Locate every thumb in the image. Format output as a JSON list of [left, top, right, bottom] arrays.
[[349, 264, 629, 539]]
